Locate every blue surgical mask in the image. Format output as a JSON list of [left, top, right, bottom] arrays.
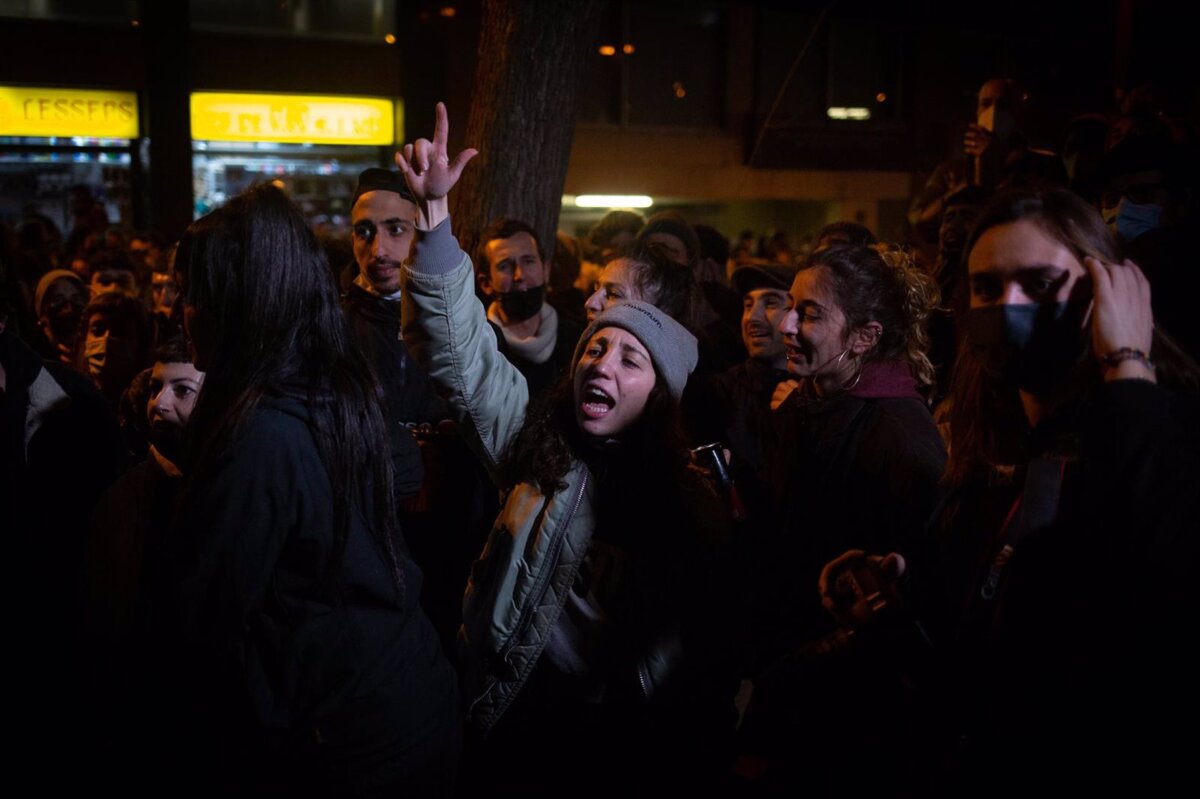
[[966, 303, 1088, 394], [1114, 198, 1163, 244]]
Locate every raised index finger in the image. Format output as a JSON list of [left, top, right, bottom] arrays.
[[433, 102, 450, 150]]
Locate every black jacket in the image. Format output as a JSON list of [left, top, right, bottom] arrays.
[[342, 281, 445, 497], [155, 391, 460, 793], [924, 379, 1200, 787], [737, 362, 947, 791], [687, 358, 795, 513]]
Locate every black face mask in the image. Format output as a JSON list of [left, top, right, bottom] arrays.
[[966, 303, 1089, 394], [498, 284, 545, 322]]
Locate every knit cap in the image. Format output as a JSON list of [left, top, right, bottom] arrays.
[[352, 167, 416, 206], [572, 300, 698, 403]]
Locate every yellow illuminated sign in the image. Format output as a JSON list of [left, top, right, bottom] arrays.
[[191, 92, 395, 145], [0, 86, 139, 138]]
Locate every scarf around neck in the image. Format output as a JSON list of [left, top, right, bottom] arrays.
[[488, 300, 559, 365]]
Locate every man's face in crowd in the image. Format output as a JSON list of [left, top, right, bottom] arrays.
[[351, 190, 418, 295], [90, 268, 138, 299], [741, 287, 792, 369], [482, 232, 546, 296], [130, 237, 160, 271], [151, 271, 179, 315]]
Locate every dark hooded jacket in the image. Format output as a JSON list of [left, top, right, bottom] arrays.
[[153, 389, 460, 794]]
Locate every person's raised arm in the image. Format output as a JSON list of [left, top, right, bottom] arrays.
[[395, 101, 478, 231], [398, 104, 528, 477]]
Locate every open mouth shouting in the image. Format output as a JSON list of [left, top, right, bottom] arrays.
[[579, 384, 616, 419], [572, 326, 657, 437]]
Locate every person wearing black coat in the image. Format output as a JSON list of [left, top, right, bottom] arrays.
[[734, 244, 947, 792], [823, 189, 1200, 791], [146, 183, 460, 795]]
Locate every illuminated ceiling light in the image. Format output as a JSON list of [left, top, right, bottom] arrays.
[[384, 33, 396, 44], [573, 195, 654, 209], [598, 45, 616, 56], [622, 43, 635, 54], [827, 107, 871, 121], [673, 81, 686, 99], [439, 6, 457, 17], [131, 19, 140, 27], [875, 92, 887, 103]]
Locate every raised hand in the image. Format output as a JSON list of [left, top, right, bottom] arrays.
[[963, 122, 993, 158], [395, 102, 478, 229], [1085, 256, 1156, 383]]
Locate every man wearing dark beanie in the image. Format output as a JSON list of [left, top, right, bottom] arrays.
[[342, 168, 499, 655], [342, 167, 441, 498]]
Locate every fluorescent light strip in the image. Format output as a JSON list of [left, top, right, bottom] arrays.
[[573, 194, 653, 208], [826, 107, 871, 121]]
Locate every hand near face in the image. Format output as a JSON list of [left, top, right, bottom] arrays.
[[1084, 256, 1156, 383], [963, 122, 993, 158], [394, 102, 478, 229], [770, 379, 800, 411]]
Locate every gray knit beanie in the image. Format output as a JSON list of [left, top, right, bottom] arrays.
[[572, 300, 698, 403]]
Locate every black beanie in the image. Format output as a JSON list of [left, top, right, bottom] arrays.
[[352, 167, 416, 206]]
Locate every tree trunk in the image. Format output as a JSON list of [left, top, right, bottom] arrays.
[[451, 0, 604, 264]]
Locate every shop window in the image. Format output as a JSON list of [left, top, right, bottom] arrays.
[[191, 0, 394, 41]]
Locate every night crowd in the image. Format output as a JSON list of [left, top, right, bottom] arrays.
[[2, 80, 1197, 795]]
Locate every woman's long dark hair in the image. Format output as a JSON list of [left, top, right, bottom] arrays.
[[499, 375, 686, 494], [498, 364, 723, 547], [942, 187, 1199, 488], [176, 183, 404, 598]]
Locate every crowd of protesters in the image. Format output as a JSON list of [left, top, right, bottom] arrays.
[[1, 76, 1197, 796]]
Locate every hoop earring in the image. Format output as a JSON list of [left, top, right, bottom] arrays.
[[836, 349, 864, 392], [840, 360, 864, 391]]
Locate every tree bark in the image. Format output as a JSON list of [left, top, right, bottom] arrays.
[[451, 0, 604, 264]]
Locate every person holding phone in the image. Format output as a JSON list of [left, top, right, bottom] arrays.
[[909, 78, 1030, 244], [824, 188, 1200, 788]]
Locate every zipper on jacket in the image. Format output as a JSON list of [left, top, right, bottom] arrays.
[[495, 470, 589, 666], [473, 471, 590, 732], [637, 663, 650, 700]]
